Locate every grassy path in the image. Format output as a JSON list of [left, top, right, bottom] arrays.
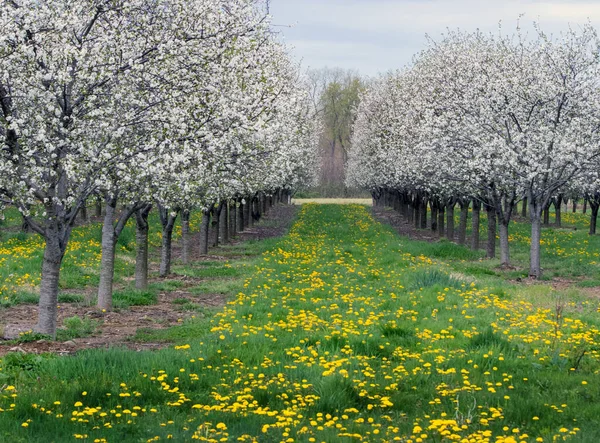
[[1, 204, 599, 442]]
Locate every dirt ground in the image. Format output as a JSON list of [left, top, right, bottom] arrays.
[[372, 206, 445, 242], [0, 204, 297, 355]]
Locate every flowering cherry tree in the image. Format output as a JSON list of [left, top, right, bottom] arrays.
[[0, 0, 319, 335]]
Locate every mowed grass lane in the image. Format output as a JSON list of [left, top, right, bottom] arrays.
[[1, 204, 599, 442]]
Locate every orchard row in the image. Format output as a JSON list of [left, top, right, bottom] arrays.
[[0, 0, 320, 336], [347, 24, 600, 279]]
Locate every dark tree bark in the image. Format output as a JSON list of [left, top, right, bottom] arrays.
[[529, 198, 544, 279], [220, 201, 229, 244], [521, 197, 527, 218], [485, 204, 496, 259], [181, 209, 191, 264], [554, 195, 562, 227], [471, 200, 481, 250], [237, 198, 244, 232], [199, 204, 213, 255], [457, 199, 469, 245], [431, 201, 438, 233], [420, 197, 428, 230], [80, 200, 88, 222], [572, 199, 577, 213], [414, 194, 420, 229], [543, 204, 550, 226], [243, 197, 250, 229], [229, 200, 236, 239], [212, 202, 224, 247], [95, 196, 102, 217], [583, 199, 588, 214], [495, 195, 517, 268], [446, 199, 456, 241], [438, 204, 445, 238], [134, 204, 152, 290], [589, 198, 599, 235], [158, 204, 179, 277]]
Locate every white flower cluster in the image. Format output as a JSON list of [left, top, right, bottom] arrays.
[[347, 24, 600, 278], [0, 0, 319, 335]]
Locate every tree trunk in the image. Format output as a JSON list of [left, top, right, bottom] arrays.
[[199, 206, 212, 255], [80, 200, 88, 222], [590, 202, 599, 235], [229, 200, 236, 239], [554, 196, 562, 227], [420, 198, 428, 229], [572, 199, 577, 213], [181, 209, 191, 264], [431, 202, 438, 233], [457, 200, 469, 245], [446, 200, 456, 241], [486, 205, 496, 259], [36, 232, 66, 337], [159, 207, 178, 277], [220, 201, 229, 244], [543, 204, 550, 226], [212, 202, 223, 247], [97, 196, 140, 309], [471, 200, 481, 250], [243, 197, 250, 229], [521, 197, 527, 218], [499, 221, 510, 267], [237, 198, 244, 232], [406, 196, 413, 224], [583, 199, 588, 214], [97, 200, 118, 310], [414, 196, 420, 229], [135, 205, 152, 290], [95, 196, 102, 217], [438, 205, 445, 238], [529, 200, 543, 279]]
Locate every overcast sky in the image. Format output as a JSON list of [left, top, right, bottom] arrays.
[[269, 0, 600, 76]]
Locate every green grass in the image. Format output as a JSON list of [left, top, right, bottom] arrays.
[[383, 204, 600, 286], [0, 209, 202, 306], [55, 316, 99, 341], [0, 204, 599, 441], [112, 288, 158, 308]]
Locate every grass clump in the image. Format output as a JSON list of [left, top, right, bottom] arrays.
[[113, 288, 157, 308], [56, 315, 98, 341]]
